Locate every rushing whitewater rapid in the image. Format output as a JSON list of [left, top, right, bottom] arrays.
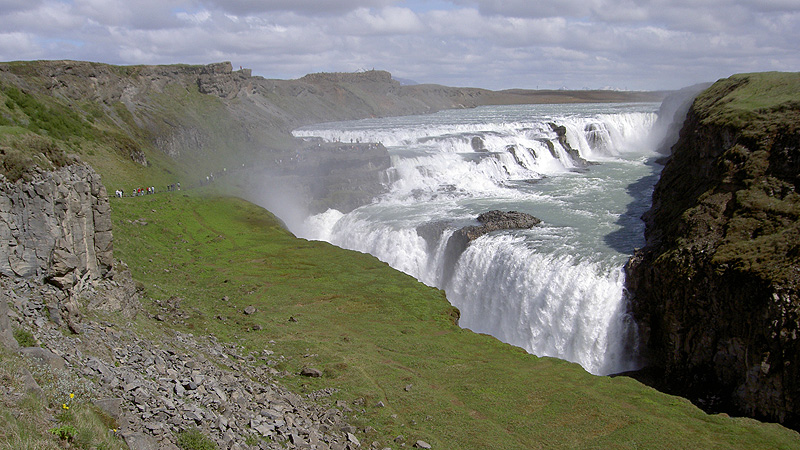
[[289, 103, 662, 375]]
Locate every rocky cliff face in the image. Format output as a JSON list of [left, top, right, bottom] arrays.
[[0, 163, 113, 289], [626, 73, 800, 428]]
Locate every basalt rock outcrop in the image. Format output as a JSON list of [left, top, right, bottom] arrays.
[[0, 163, 113, 289], [548, 123, 591, 168], [625, 73, 800, 428], [0, 163, 121, 333]]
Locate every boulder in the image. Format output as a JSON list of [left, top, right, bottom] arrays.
[[470, 136, 487, 152], [20, 367, 45, 399], [93, 397, 124, 421], [300, 367, 323, 377], [122, 432, 159, 450], [20, 347, 67, 371]]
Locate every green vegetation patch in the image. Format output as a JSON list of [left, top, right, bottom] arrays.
[[176, 428, 219, 450], [13, 328, 37, 347], [693, 72, 800, 132], [111, 192, 800, 449], [0, 132, 74, 181], [1, 84, 92, 140], [683, 72, 800, 286]]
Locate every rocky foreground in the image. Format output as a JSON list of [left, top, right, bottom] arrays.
[[2, 272, 428, 450], [0, 163, 430, 449]]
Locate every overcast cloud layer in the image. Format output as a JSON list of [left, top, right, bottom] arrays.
[[1, 0, 798, 90]]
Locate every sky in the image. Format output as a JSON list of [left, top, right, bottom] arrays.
[[1, 0, 798, 91]]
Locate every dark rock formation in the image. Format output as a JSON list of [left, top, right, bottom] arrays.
[[471, 136, 487, 152], [625, 73, 800, 428], [548, 123, 591, 167], [442, 211, 541, 284], [196, 61, 250, 98], [459, 210, 542, 242]]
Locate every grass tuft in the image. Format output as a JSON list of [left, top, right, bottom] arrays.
[[176, 428, 218, 450], [13, 328, 37, 347]]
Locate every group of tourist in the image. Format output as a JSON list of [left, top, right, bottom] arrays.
[[114, 183, 180, 198]]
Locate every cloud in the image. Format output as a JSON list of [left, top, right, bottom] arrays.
[[0, 0, 798, 91], [195, 0, 395, 16], [345, 6, 425, 34]]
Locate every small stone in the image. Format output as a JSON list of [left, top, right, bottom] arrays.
[[300, 367, 323, 377], [123, 432, 159, 450], [376, 401, 385, 408], [93, 398, 123, 421], [347, 432, 360, 446], [414, 440, 432, 449], [243, 305, 256, 315], [255, 423, 274, 436]]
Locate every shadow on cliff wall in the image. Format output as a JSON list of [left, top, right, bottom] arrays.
[[603, 84, 709, 255], [603, 160, 663, 254]]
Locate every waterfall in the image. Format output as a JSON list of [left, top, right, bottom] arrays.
[[288, 103, 659, 375]]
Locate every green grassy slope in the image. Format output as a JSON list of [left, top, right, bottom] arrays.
[[111, 191, 800, 449]]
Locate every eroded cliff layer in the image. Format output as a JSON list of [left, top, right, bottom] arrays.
[[626, 73, 800, 427]]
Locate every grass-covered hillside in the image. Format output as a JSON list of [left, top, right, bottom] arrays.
[[107, 190, 800, 449], [2, 61, 798, 447]]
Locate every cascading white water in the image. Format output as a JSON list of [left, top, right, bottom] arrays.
[[288, 103, 660, 375]]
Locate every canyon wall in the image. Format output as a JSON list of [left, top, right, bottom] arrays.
[[626, 73, 800, 427]]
